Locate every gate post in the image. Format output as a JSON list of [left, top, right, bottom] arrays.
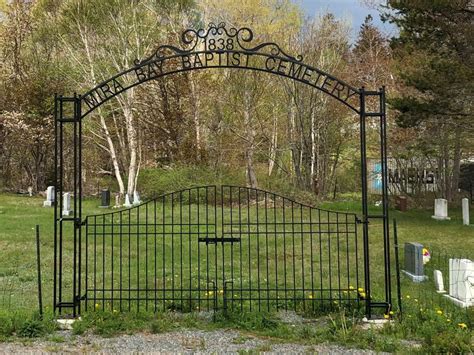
[[53, 94, 82, 317], [359, 87, 371, 318], [359, 87, 392, 319]]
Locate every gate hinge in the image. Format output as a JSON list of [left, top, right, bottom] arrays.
[[74, 218, 86, 228]]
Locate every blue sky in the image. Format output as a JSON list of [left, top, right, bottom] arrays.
[[293, 0, 397, 40]]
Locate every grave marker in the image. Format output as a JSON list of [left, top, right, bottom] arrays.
[[62, 192, 72, 216], [433, 270, 445, 293], [100, 189, 110, 208], [432, 198, 450, 220], [445, 259, 474, 307], [123, 193, 132, 208], [462, 198, 470, 225], [43, 186, 55, 207], [402, 242, 428, 282]]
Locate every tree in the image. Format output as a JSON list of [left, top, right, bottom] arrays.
[[383, 0, 474, 201]]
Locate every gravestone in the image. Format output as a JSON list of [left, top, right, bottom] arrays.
[[113, 194, 121, 208], [124, 193, 132, 208], [445, 259, 474, 307], [133, 190, 141, 205], [62, 192, 72, 216], [462, 198, 470, 225], [432, 198, 450, 220], [43, 186, 55, 207], [402, 242, 428, 282], [100, 189, 110, 208], [27, 186, 33, 197], [433, 270, 445, 293]]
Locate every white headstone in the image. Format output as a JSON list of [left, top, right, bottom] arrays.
[[27, 186, 33, 197], [62, 192, 72, 216], [462, 198, 469, 225], [123, 193, 132, 208], [133, 190, 141, 205], [432, 198, 450, 220], [114, 194, 121, 208], [43, 186, 55, 207], [433, 270, 445, 293], [445, 259, 474, 307]]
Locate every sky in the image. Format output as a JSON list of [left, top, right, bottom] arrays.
[[293, 0, 397, 41]]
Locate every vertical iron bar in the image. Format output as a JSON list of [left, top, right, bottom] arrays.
[[380, 86, 391, 307], [36, 225, 43, 318], [359, 87, 371, 318], [393, 219, 402, 319], [53, 94, 58, 313]]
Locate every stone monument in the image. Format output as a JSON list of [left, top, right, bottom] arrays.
[[402, 242, 428, 282], [124, 193, 132, 208], [43, 186, 55, 207], [445, 259, 474, 307], [462, 198, 470, 226], [432, 198, 450, 220], [433, 270, 446, 293], [100, 189, 110, 208], [133, 190, 141, 205], [62, 192, 72, 216]]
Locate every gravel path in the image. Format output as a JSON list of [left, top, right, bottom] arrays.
[[0, 329, 383, 354]]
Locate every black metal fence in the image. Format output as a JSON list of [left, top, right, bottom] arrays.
[[82, 185, 363, 314]]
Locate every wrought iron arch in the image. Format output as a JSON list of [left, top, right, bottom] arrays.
[[53, 22, 392, 320]]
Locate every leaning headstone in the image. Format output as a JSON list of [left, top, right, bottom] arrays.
[[113, 194, 121, 208], [123, 193, 132, 208], [62, 192, 72, 216], [462, 198, 470, 225], [402, 242, 428, 282], [43, 186, 55, 207], [133, 190, 141, 205], [433, 270, 446, 293], [432, 198, 450, 220], [99, 189, 110, 208], [445, 259, 474, 307]]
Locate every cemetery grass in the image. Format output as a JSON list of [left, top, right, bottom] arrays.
[[0, 193, 473, 352]]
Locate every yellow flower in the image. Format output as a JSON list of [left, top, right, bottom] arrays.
[[458, 323, 467, 329], [436, 310, 443, 315], [113, 309, 118, 314], [218, 289, 224, 295], [389, 311, 394, 315], [308, 294, 313, 299], [384, 314, 390, 319], [208, 291, 214, 296], [358, 288, 364, 292], [359, 292, 366, 299], [447, 319, 451, 323], [95, 303, 100, 309], [349, 285, 354, 290], [406, 295, 411, 299]]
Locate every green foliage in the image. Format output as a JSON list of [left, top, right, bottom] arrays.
[[0, 311, 56, 339]]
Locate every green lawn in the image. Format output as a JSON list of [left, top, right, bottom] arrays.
[[0, 191, 472, 316]]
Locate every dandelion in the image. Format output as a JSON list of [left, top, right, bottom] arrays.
[[389, 311, 394, 315], [406, 295, 411, 299], [458, 323, 467, 329], [358, 287, 364, 292], [384, 314, 390, 319], [218, 289, 224, 295], [359, 292, 366, 299], [446, 319, 451, 323], [349, 285, 354, 290], [308, 294, 313, 299], [95, 303, 100, 309], [436, 310, 443, 315]]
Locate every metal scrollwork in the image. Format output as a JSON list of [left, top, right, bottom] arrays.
[[135, 22, 303, 65]]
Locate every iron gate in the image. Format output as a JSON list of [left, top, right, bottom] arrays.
[[81, 185, 362, 313]]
